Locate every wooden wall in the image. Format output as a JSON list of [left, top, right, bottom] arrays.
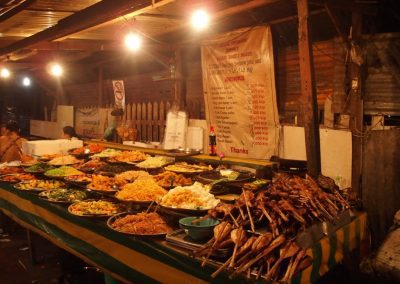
[[362, 129, 400, 247], [63, 38, 347, 122], [277, 39, 346, 122], [65, 70, 174, 107]]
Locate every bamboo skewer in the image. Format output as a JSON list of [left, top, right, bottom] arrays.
[[242, 190, 255, 232], [229, 212, 239, 227]]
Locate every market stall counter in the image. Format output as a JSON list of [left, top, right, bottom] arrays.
[[84, 141, 277, 178], [0, 181, 368, 284]]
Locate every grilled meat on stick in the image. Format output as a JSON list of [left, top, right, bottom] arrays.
[[265, 241, 301, 280], [208, 203, 239, 227], [281, 249, 307, 283], [229, 228, 247, 268], [255, 200, 280, 237], [210, 233, 254, 278], [278, 200, 306, 224], [201, 221, 232, 266], [269, 200, 289, 222], [196, 221, 232, 256], [234, 233, 274, 269], [236, 235, 286, 274], [240, 190, 256, 232]]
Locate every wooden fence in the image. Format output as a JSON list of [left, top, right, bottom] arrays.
[[102, 101, 171, 142]]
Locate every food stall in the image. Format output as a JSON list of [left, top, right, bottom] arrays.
[[0, 0, 390, 282], [0, 144, 368, 283]]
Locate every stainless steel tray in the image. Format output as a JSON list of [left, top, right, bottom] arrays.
[[166, 229, 231, 258]]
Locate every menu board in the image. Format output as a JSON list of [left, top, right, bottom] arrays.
[[201, 26, 279, 159]]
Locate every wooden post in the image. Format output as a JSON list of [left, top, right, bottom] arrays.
[[174, 48, 187, 108], [349, 12, 364, 197], [296, 0, 321, 177], [98, 66, 103, 107]]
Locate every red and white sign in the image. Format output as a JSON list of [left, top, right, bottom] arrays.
[[112, 80, 126, 110]]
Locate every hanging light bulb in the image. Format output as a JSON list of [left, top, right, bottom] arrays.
[[191, 9, 210, 31], [50, 63, 63, 77], [22, 77, 31, 87], [0, 68, 10, 78], [124, 33, 141, 51]]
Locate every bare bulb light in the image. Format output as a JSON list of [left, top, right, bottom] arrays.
[[22, 77, 31, 87], [50, 63, 63, 77], [124, 33, 141, 51], [0, 68, 10, 78], [191, 9, 210, 30]]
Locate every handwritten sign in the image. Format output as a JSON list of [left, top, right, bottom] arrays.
[[201, 26, 279, 159]]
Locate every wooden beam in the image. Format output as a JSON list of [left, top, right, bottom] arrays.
[[55, 0, 176, 41], [349, 12, 363, 198], [140, 13, 183, 21], [0, 0, 36, 23], [25, 8, 76, 13], [310, 0, 377, 15], [296, 0, 321, 177], [268, 8, 326, 25], [0, 0, 176, 57], [324, 2, 349, 45], [2, 60, 87, 68]]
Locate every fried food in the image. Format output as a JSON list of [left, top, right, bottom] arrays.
[[110, 212, 173, 235], [136, 156, 174, 169], [116, 179, 167, 202], [71, 144, 104, 155], [160, 182, 219, 210], [108, 151, 147, 163], [45, 166, 83, 177], [0, 173, 36, 183], [0, 166, 24, 175], [16, 179, 65, 190], [87, 175, 116, 191], [48, 155, 81, 166], [39, 189, 88, 203], [153, 171, 193, 188], [114, 171, 151, 186], [25, 163, 54, 173], [92, 148, 121, 158], [79, 158, 106, 169], [69, 200, 120, 216], [164, 162, 212, 173]]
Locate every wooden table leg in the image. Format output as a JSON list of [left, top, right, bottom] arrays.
[[26, 229, 37, 265]]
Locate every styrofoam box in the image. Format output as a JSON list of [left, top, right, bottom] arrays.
[[22, 139, 83, 156]]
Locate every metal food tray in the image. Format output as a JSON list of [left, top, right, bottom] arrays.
[[166, 229, 231, 258], [164, 148, 201, 157]]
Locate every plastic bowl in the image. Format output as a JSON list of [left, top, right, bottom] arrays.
[[179, 217, 220, 240]]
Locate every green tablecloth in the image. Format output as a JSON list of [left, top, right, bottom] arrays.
[[0, 182, 367, 283]]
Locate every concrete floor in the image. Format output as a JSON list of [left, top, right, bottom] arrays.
[[0, 217, 62, 284]]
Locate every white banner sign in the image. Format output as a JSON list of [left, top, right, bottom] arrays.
[[201, 26, 279, 159], [75, 107, 110, 139], [112, 80, 126, 110]]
